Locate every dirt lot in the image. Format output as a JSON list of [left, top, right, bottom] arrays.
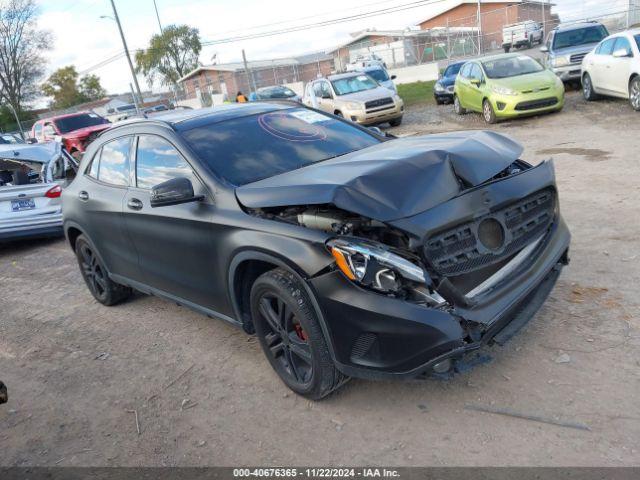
[[1, 90, 639, 467]]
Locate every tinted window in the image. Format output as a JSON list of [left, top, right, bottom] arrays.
[[330, 74, 377, 95], [552, 25, 608, 50], [256, 86, 297, 99], [597, 38, 616, 55], [636, 35, 640, 52], [136, 135, 194, 189], [181, 108, 380, 185], [443, 63, 463, 77], [54, 113, 110, 134], [366, 68, 390, 82], [614, 37, 633, 56], [97, 137, 131, 186], [482, 55, 544, 79]]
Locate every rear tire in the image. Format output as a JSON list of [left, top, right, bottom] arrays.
[[629, 76, 640, 111], [250, 268, 348, 400], [582, 73, 599, 101], [454, 95, 466, 115], [75, 235, 132, 306], [389, 116, 402, 127], [483, 99, 498, 124], [503, 46, 511, 53]]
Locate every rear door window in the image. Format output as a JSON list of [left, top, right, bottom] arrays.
[[135, 135, 195, 189], [96, 137, 131, 186]]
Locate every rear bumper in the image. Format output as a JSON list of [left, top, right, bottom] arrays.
[[309, 216, 570, 380], [0, 212, 63, 241]]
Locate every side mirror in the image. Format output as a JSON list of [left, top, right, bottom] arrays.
[[322, 92, 332, 99], [390, 75, 397, 80], [470, 78, 481, 87], [150, 177, 204, 208], [26, 137, 37, 144], [540, 45, 549, 53], [612, 48, 631, 58], [368, 126, 384, 136]]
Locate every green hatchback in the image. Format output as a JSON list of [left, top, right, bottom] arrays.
[[453, 53, 565, 123]]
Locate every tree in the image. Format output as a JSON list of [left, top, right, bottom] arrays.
[[135, 24, 201, 87], [0, 0, 50, 116], [79, 74, 107, 101], [42, 66, 107, 109]]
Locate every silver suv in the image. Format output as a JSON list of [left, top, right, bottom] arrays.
[[541, 21, 609, 82], [302, 72, 404, 126]]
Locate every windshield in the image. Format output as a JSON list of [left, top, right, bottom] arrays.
[[365, 69, 389, 82], [54, 113, 109, 134], [553, 25, 608, 49], [482, 55, 544, 79], [330, 74, 378, 95], [181, 108, 380, 185], [443, 63, 463, 77], [257, 86, 297, 99]]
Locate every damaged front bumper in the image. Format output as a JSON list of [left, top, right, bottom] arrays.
[[310, 217, 569, 379], [307, 159, 571, 380]]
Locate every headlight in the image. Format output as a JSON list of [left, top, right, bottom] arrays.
[[345, 101, 363, 110], [491, 85, 517, 96], [327, 238, 426, 292], [551, 56, 569, 68], [434, 83, 445, 92]]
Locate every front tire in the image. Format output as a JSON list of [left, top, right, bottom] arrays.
[[483, 99, 498, 124], [503, 45, 511, 53], [582, 73, 599, 101], [629, 76, 640, 111], [75, 235, 132, 306], [250, 268, 348, 400], [454, 95, 466, 115], [389, 116, 402, 127]]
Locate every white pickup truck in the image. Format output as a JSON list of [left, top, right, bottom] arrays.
[[502, 21, 544, 53]]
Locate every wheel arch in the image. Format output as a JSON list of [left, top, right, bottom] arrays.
[[227, 250, 338, 362]]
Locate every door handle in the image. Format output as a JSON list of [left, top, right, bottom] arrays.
[[127, 198, 143, 210], [78, 191, 89, 201]]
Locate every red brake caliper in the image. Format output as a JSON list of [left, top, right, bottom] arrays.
[[293, 323, 308, 341]]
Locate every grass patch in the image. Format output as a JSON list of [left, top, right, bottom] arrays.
[[397, 80, 436, 107]]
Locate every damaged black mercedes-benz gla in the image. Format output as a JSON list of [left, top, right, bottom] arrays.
[[63, 103, 570, 399]]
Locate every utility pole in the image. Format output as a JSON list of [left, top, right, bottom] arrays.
[[109, 0, 143, 105], [7, 103, 25, 140], [242, 49, 258, 93], [476, 0, 482, 55], [152, 0, 163, 33]]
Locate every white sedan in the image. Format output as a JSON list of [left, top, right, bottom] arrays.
[[581, 29, 640, 110]]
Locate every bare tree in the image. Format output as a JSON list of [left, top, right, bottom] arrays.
[[0, 0, 50, 117]]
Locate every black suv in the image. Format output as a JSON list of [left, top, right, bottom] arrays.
[[63, 103, 571, 399]]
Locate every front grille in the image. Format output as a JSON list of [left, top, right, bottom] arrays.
[[515, 98, 558, 111], [365, 97, 393, 110], [570, 53, 586, 64], [424, 189, 556, 276]]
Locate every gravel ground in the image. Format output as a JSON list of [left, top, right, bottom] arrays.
[[1, 90, 639, 467]]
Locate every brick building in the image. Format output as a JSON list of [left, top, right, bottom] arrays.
[[178, 53, 334, 103], [417, 0, 557, 51]]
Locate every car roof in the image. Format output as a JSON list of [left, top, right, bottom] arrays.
[[327, 72, 369, 80], [554, 21, 604, 33], [109, 102, 292, 132], [38, 111, 97, 122], [474, 52, 528, 63]]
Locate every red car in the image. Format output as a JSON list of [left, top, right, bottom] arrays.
[[31, 112, 111, 158]]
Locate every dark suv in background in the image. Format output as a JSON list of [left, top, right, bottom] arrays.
[[541, 21, 609, 83], [63, 103, 570, 399]]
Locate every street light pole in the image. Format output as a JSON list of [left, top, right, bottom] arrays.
[[476, 0, 482, 55], [108, 0, 143, 104], [152, 0, 163, 33]]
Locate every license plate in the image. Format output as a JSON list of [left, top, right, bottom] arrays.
[[11, 198, 36, 211]]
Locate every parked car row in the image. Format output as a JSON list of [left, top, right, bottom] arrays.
[[435, 22, 639, 123]]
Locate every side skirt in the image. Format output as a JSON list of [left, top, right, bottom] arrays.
[[109, 273, 243, 329]]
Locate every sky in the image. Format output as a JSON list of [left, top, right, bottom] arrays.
[[36, 0, 631, 99]]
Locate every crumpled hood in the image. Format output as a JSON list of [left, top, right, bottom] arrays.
[[236, 130, 524, 222]]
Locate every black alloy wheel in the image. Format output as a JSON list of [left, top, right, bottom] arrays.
[[250, 268, 348, 399], [75, 235, 131, 306]]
